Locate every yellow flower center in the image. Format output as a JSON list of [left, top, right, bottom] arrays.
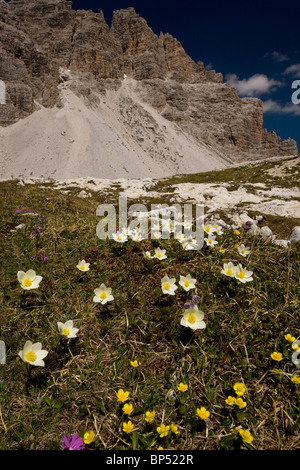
[[117, 236, 122, 240], [100, 292, 107, 299], [23, 278, 32, 287], [184, 280, 190, 287], [62, 328, 70, 336], [208, 239, 212, 244], [226, 269, 233, 276], [25, 351, 37, 362], [241, 249, 245, 254], [157, 253, 161, 258], [188, 313, 196, 324], [238, 271, 245, 279], [164, 283, 170, 291], [80, 265, 85, 270]]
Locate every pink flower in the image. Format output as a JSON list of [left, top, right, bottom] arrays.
[[62, 433, 85, 450]]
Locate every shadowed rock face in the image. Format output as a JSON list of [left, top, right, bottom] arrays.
[[0, 0, 298, 162]]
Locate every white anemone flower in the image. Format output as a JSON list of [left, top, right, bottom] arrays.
[[152, 231, 162, 240], [204, 236, 218, 247], [143, 251, 153, 259], [234, 263, 253, 283], [131, 232, 145, 242], [238, 244, 250, 257], [76, 260, 90, 272], [175, 233, 184, 242], [112, 232, 128, 243], [93, 284, 114, 304], [180, 306, 206, 330], [153, 248, 167, 260], [57, 320, 79, 339], [181, 237, 198, 250], [179, 274, 197, 291], [18, 340, 48, 367], [17, 269, 43, 290], [120, 227, 133, 237], [183, 220, 193, 230], [221, 262, 238, 278], [203, 224, 216, 235], [161, 275, 177, 295], [213, 224, 224, 235]]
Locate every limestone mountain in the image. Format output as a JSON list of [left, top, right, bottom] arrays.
[[0, 0, 298, 179]]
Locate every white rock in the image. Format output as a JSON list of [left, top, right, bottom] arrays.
[[259, 226, 273, 240], [288, 226, 300, 245], [77, 190, 91, 198], [273, 239, 291, 248]]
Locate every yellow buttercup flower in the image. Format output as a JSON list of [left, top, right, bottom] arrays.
[[225, 396, 236, 406], [130, 360, 141, 368], [145, 410, 156, 423], [238, 429, 254, 444], [177, 382, 188, 392], [157, 423, 170, 437], [170, 423, 179, 434], [196, 407, 210, 420], [83, 430, 95, 445], [233, 382, 246, 396], [116, 389, 130, 402], [235, 397, 247, 409], [285, 334, 296, 342], [271, 352, 283, 361], [123, 421, 134, 434], [122, 403, 133, 415], [291, 375, 300, 384]]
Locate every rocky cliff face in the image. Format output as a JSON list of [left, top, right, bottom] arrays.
[[0, 0, 298, 174]]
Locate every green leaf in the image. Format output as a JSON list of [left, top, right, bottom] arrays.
[[132, 431, 138, 450]]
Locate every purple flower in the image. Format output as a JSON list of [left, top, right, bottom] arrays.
[[15, 209, 22, 213], [184, 301, 193, 309], [191, 294, 201, 305], [62, 433, 85, 450], [92, 249, 98, 252], [184, 294, 201, 310]]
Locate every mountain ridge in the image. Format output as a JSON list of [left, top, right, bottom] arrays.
[[0, 0, 298, 179]]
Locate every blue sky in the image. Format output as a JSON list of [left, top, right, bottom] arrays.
[[71, 0, 300, 150]]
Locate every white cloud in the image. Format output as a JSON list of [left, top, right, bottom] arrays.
[[263, 99, 300, 116], [225, 73, 282, 97], [283, 63, 300, 77], [263, 51, 290, 63]]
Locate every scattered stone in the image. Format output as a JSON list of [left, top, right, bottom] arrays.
[[273, 239, 291, 248], [77, 190, 91, 198], [288, 226, 300, 245], [259, 225, 273, 240], [10, 223, 26, 232]]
